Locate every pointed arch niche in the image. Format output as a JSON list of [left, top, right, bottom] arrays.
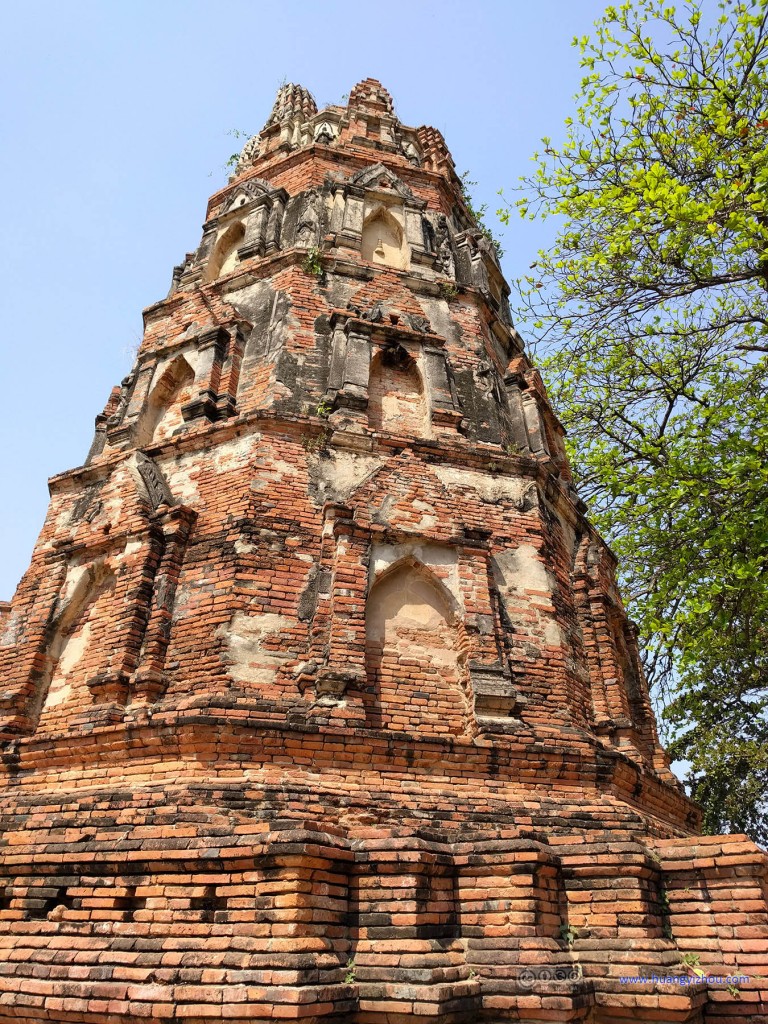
[[364, 559, 468, 735], [135, 355, 195, 447], [35, 562, 117, 730], [368, 345, 430, 438], [361, 206, 408, 269], [206, 220, 246, 281]]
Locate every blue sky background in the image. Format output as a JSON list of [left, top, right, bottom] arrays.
[[0, 0, 612, 598]]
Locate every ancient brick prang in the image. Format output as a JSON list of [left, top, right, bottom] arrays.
[[0, 79, 766, 1023]]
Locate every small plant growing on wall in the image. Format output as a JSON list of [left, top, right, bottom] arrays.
[[438, 281, 458, 301], [302, 424, 332, 453], [459, 170, 505, 257], [302, 246, 324, 276]]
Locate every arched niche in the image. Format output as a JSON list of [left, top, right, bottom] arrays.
[[610, 612, 656, 760], [361, 206, 407, 269], [36, 563, 116, 727], [368, 345, 430, 438], [135, 355, 195, 448], [364, 559, 467, 735], [206, 221, 245, 281]]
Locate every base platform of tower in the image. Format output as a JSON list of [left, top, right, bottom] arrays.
[[0, 79, 765, 1023]]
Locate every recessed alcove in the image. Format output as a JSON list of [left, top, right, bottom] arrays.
[[206, 221, 246, 281], [135, 354, 195, 447], [368, 346, 430, 437], [37, 563, 116, 724], [364, 559, 467, 735], [361, 206, 407, 269]]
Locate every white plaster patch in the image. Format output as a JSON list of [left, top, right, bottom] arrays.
[[54, 497, 74, 531], [164, 457, 201, 503], [371, 542, 461, 606], [494, 544, 551, 595], [493, 545, 563, 645], [250, 455, 301, 493], [0, 611, 21, 648], [124, 539, 143, 556], [56, 621, 91, 678], [262, 457, 298, 480], [171, 584, 192, 620], [433, 466, 534, 508], [544, 619, 564, 646], [212, 433, 260, 472], [315, 452, 384, 502], [417, 295, 454, 341], [410, 499, 439, 531], [44, 621, 91, 709], [234, 540, 257, 555], [100, 493, 124, 527], [220, 611, 293, 685], [58, 564, 91, 607], [100, 465, 134, 523]]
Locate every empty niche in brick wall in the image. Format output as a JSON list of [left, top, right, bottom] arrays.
[[206, 220, 245, 281], [37, 562, 116, 723], [135, 354, 195, 447], [609, 612, 656, 759], [361, 206, 408, 269], [368, 345, 430, 438], [364, 560, 468, 735]]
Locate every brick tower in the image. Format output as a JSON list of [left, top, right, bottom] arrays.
[[0, 80, 766, 1023]]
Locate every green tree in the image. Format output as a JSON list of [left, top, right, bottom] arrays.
[[500, 0, 768, 842]]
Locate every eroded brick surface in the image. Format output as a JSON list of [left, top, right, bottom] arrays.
[[0, 79, 765, 1023]]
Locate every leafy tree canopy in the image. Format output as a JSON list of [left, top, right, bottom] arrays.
[[500, 0, 768, 842]]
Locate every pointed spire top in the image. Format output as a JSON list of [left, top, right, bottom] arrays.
[[348, 79, 396, 118], [262, 82, 318, 131]]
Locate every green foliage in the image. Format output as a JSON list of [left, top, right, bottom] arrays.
[[503, 0, 768, 842], [559, 923, 578, 947], [438, 280, 459, 301], [224, 128, 251, 172], [302, 246, 324, 276], [459, 171, 505, 258], [344, 958, 356, 984], [302, 424, 332, 453]]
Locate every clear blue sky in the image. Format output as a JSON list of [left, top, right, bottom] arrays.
[[0, 0, 610, 598]]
